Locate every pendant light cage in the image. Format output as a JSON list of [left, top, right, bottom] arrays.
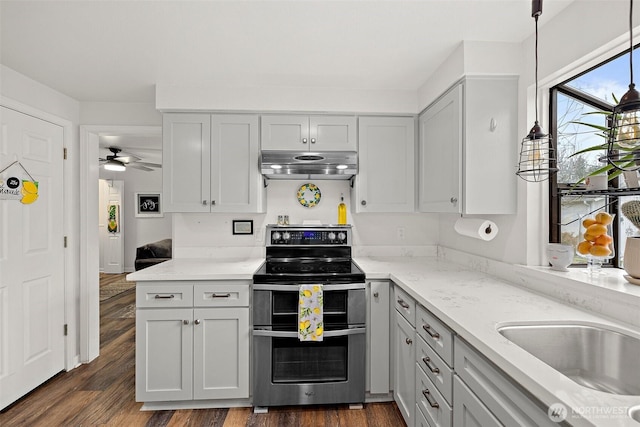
[[516, 122, 557, 182], [516, 0, 557, 182], [604, 0, 640, 172]]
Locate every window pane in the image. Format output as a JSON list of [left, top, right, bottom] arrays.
[[556, 93, 608, 184], [566, 52, 635, 106]]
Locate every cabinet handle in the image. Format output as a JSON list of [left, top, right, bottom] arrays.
[[361, 200, 367, 206], [302, 138, 308, 144], [422, 323, 440, 339], [422, 389, 440, 408], [202, 200, 208, 206], [405, 338, 413, 345], [311, 138, 316, 144], [373, 291, 379, 298], [183, 320, 189, 325], [397, 299, 410, 309], [450, 197, 458, 205], [422, 356, 440, 374], [194, 319, 201, 325], [210, 293, 231, 298], [154, 294, 175, 299], [212, 200, 216, 206]]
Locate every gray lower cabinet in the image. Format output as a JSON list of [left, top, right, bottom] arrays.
[[394, 285, 416, 425], [367, 281, 390, 395], [454, 338, 556, 427], [136, 281, 250, 404]]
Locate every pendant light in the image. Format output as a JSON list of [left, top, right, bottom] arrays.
[[516, 0, 557, 182], [604, 0, 640, 172]]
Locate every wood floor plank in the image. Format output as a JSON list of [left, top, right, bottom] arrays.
[[0, 276, 405, 427]]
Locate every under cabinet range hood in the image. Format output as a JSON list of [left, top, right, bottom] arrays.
[[260, 150, 357, 180]]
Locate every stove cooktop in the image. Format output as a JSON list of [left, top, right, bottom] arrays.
[[252, 259, 365, 284]]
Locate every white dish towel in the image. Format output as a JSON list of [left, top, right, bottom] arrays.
[[298, 284, 323, 341]]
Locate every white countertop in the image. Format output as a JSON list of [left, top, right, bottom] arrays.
[[127, 254, 640, 425], [354, 256, 640, 427], [126, 258, 264, 281]]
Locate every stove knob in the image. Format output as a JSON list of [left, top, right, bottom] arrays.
[[272, 231, 282, 241], [328, 232, 336, 241], [282, 232, 291, 240], [337, 232, 346, 241]]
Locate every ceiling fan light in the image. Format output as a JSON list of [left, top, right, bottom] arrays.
[[104, 159, 126, 172]]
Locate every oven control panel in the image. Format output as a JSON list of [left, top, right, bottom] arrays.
[[267, 226, 350, 245]]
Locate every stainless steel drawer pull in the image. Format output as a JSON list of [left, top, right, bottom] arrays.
[[397, 299, 410, 309], [154, 294, 175, 299], [422, 356, 440, 374], [423, 323, 440, 339], [210, 293, 231, 298], [422, 389, 440, 408], [405, 338, 413, 345]]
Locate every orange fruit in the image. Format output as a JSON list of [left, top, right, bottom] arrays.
[[594, 234, 612, 246], [595, 212, 613, 225], [586, 223, 607, 237], [582, 218, 597, 228], [577, 240, 592, 255], [589, 245, 612, 257], [584, 232, 598, 242]]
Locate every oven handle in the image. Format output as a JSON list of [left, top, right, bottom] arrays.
[[253, 327, 365, 338], [252, 283, 366, 291]]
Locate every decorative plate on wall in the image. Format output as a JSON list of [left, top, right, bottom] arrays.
[[297, 183, 321, 208]]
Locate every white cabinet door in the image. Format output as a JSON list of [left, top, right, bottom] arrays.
[[163, 113, 211, 212], [419, 84, 462, 213], [309, 115, 357, 151], [367, 281, 390, 394], [354, 117, 415, 213], [453, 377, 501, 427], [136, 308, 193, 402], [261, 115, 356, 151], [193, 307, 249, 399], [394, 311, 416, 426], [261, 115, 310, 150], [210, 114, 265, 213]]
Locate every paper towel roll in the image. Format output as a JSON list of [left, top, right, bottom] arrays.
[[454, 218, 498, 241]]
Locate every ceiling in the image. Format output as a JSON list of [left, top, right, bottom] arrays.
[[1, 0, 575, 104]]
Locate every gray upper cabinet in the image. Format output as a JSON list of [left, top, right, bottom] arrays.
[[419, 76, 518, 214], [261, 114, 356, 151], [163, 113, 265, 213]]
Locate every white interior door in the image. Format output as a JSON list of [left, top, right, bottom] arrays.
[[99, 179, 124, 274], [0, 106, 65, 410]]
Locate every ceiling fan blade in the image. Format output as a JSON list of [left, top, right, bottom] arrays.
[[114, 154, 141, 163], [135, 161, 162, 168], [128, 164, 154, 172]]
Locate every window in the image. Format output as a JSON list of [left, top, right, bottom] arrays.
[[550, 47, 640, 269]]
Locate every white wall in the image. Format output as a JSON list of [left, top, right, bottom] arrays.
[[173, 180, 439, 259], [80, 101, 161, 126], [99, 167, 171, 271]]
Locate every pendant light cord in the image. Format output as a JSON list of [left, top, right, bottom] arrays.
[[631, 0, 635, 86], [535, 14, 539, 123]]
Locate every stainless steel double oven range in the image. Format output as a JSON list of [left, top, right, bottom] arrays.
[[252, 224, 366, 408]]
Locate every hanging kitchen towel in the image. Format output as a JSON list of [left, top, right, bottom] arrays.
[[298, 284, 323, 341]]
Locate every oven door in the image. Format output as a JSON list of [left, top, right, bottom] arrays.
[[252, 328, 366, 407]]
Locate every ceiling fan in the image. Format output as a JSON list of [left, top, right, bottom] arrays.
[[99, 147, 162, 172]]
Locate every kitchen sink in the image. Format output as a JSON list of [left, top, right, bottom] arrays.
[[631, 406, 640, 423], [497, 323, 640, 395]]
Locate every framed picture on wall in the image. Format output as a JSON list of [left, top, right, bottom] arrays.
[[135, 193, 163, 217]]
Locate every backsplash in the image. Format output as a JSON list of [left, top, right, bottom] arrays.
[[173, 180, 439, 258]]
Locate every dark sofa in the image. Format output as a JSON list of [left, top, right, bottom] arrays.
[[134, 238, 172, 271]]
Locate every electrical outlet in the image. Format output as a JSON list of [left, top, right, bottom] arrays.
[[397, 227, 405, 241]]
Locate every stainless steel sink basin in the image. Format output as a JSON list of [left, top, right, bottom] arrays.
[[631, 406, 640, 423], [497, 323, 640, 395]]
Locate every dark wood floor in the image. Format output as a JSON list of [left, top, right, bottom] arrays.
[[0, 281, 405, 426]]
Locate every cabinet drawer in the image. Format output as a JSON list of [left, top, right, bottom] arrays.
[[194, 283, 249, 307], [453, 376, 501, 427], [417, 335, 453, 405], [136, 283, 193, 308], [416, 365, 452, 427], [416, 305, 453, 366], [394, 285, 415, 326]]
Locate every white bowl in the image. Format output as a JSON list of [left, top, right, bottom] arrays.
[[546, 243, 574, 271]]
